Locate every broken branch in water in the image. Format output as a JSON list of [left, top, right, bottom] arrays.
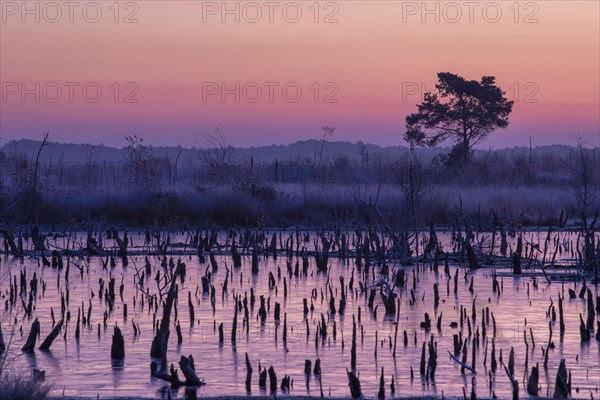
[[448, 350, 476, 373]]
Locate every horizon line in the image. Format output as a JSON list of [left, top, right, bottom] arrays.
[[2, 136, 599, 152]]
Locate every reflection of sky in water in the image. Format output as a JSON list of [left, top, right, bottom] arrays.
[[0, 230, 598, 398]]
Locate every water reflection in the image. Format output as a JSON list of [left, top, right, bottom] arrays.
[[1, 231, 599, 399]]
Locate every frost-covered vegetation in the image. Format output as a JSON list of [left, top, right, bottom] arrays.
[[0, 133, 598, 228]]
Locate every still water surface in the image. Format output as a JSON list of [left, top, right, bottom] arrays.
[[0, 230, 598, 398]]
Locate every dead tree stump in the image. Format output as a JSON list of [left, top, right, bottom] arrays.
[[512, 235, 523, 274], [22, 318, 40, 352], [527, 363, 539, 396], [553, 359, 569, 398], [347, 368, 362, 399], [244, 353, 252, 392], [111, 326, 125, 359], [179, 355, 202, 386], [39, 319, 64, 351]]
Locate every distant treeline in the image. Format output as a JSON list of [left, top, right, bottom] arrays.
[[0, 137, 598, 228]]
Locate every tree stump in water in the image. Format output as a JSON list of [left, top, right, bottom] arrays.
[[527, 363, 539, 396], [176, 321, 183, 345], [244, 353, 252, 392], [512, 235, 522, 274], [507, 347, 515, 377], [274, 302, 281, 322], [201, 276, 210, 294], [578, 280, 587, 298], [427, 337, 438, 380], [558, 295, 565, 335], [22, 318, 40, 352], [377, 367, 385, 399], [268, 366, 277, 393], [420, 312, 432, 331], [346, 368, 362, 399], [179, 355, 203, 386], [231, 305, 238, 344], [463, 223, 480, 269], [586, 288, 595, 329], [382, 292, 396, 315], [188, 292, 195, 327], [419, 342, 426, 376], [303, 298, 309, 315], [579, 314, 590, 341], [553, 359, 569, 398], [504, 364, 519, 400], [314, 358, 321, 376], [39, 319, 64, 351], [304, 360, 312, 375], [258, 366, 267, 388], [209, 252, 218, 272], [368, 289, 376, 308], [111, 326, 125, 359], [280, 375, 291, 392], [251, 250, 259, 274], [258, 296, 267, 322], [151, 262, 185, 358]]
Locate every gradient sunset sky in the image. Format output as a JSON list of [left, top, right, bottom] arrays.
[[1, 0, 599, 148]]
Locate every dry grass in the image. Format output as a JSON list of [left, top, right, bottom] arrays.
[[0, 371, 51, 400]]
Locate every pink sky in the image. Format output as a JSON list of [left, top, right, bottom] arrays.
[[1, 1, 598, 148]]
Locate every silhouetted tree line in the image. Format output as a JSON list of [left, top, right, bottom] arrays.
[[0, 136, 597, 227]]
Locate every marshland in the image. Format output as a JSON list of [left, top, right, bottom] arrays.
[[0, 225, 598, 399], [0, 134, 599, 400]]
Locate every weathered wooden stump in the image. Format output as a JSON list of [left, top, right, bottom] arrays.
[[347, 368, 362, 399], [251, 250, 259, 274], [268, 366, 277, 393], [244, 353, 252, 392], [304, 359, 312, 375], [111, 326, 125, 359], [368, 289, 376, 308], [39, 319, 63, 351], [280, 374, 291, 392], [527, 363, 539, 396], [553, 359, 569, 398], [377, 367, 385, 399], [22, 318, 40, 352], [579, 314, 590, 341], [586, 288, 595, 329], [179, 355, 202, 386], [512, 235, 523, 274], [558, 295, 565, 335], [258, 366, 267, 388], [274, 302, 281, 322]]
